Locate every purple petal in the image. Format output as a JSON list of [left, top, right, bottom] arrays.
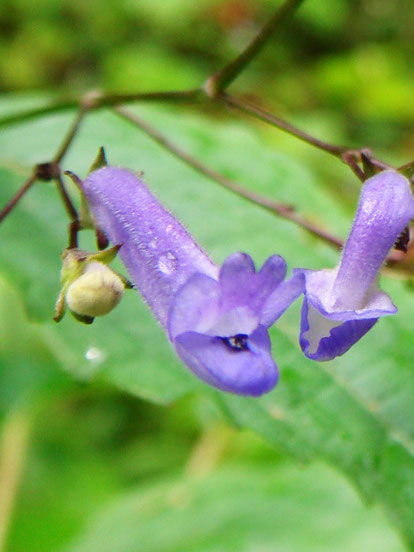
[[257, 254, 287, 287], [299, 298, 377, 361], [251, 254, 287, 311], [82, 167, 217, 327], [302, 268, 396, 321], [218, 253, 287, 315], [218, 252, 256, 311], [168, 273, 220, 340], [173, 325, 278, 396], [332, 170, 414, 309], [260, 271, 305, 327], [298, 268, 396, 360]]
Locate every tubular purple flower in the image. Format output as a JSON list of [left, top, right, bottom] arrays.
[[81, 167, 303, 396], [297, 170, 414, 361]]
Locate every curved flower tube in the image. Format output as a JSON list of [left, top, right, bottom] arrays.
[[297, 170, 414, 361], [81, 166, 303, 396]]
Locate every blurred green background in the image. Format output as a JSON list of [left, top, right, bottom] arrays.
[[0, 1, 413, 551]]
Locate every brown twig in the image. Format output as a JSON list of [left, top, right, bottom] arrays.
[[341, 151, 366, 182], [222, 93, 347, 156], [54, 108, 87, 164], [0, 104, 85, 238], [55, 175, 80, 248], [221, 94, 395, 180], [0, 89, 202, 130], [204, 0, 306, 97], [0, 175, 36, 223], [54, 174, 78, 222], [114, 106, 343, 249]]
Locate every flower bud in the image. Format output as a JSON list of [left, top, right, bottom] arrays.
[[54, 245, 131, 324], [65, 261, 125, 317]]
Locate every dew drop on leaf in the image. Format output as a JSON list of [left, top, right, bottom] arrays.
[[85, 346, 106, 365]]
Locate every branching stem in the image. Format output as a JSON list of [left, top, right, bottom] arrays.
[[0, 104, 84, 243], [0, 1, 409, 265]]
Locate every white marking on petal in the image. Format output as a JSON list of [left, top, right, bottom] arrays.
[[303, 304, 342, 355], [208, 306, 258, 337]]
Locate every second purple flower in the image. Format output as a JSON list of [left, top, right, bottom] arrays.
[[296, 169, 414, 361]]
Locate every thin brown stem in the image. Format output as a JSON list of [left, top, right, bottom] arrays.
[[0, 89, 202, 130], [95, 88, 202, 107], [67, 221, 79, 249], [55, 175, 78, 221], [222, 94, 395, 179], [341, 151, 366, 182], [55, 175, 80, 248], [205, 0, 306, 96], [222, 93, 346, 156], [53, 108, 85, 247], [0, 175, 36, 223], [1, 100, 86, 226], [343, 148, 392, 181], [113, 107, 290, 210], [54, 108, 87, 164], [113, 106, 343, 249], [0, 100, 78, 128]]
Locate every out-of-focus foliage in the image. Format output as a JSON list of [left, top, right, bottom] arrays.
[[0, 1, 413, 552], [67, 462, 404, 552], [1, 0, 413, 148]]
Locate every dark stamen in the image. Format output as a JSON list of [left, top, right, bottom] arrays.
[[219, 333, 249, 352], [394, 226, 410, 253]]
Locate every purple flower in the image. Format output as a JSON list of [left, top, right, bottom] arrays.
[[297, 170, 414, 361], [169, 252, 304, 395], [82, 167, 303, 396]]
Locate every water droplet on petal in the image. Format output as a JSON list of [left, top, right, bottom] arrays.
[[157, 251, 177, 275]]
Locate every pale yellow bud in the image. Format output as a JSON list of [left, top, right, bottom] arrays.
[[65, 261, 125, 318], [54, 245, 131, 324]]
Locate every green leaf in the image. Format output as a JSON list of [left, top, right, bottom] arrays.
[[0, 275, 70, 414], [64, 462, 404, 552], [0, 98, 413, 546]]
